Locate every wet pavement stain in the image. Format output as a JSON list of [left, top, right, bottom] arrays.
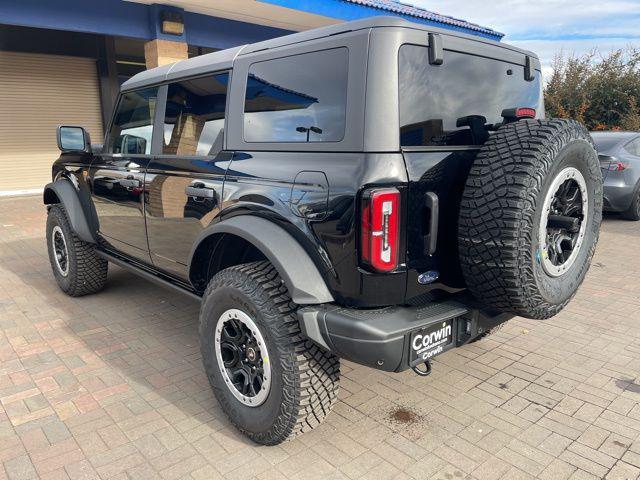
[[390, 407, 419, 424]]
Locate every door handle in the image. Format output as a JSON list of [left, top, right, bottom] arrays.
[[424, 192, 439, 256], [185, 183, 216, 200], [120, 177, 141, 189]]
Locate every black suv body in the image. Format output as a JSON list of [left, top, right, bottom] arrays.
[[44, 17, 602, 444]]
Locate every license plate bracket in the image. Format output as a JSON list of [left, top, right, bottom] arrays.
[[409, 319, 454, 367]]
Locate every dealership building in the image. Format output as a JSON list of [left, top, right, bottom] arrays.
[[0, 0, 501, 195]]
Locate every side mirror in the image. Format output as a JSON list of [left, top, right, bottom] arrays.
[[57, 126, 91, 153], [116, 134, 147, 154]]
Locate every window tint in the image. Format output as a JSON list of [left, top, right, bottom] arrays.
[[624, 138, 640, 156], [243, 48, 348, 143], [163, 73, 229, 156], [399, 45, 542, 147], [106, 87, 158, 154]]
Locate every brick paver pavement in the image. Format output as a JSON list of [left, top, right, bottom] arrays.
[[1, 195, 639, 480]]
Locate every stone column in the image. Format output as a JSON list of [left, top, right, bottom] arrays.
[[144, 39, 188, 69]]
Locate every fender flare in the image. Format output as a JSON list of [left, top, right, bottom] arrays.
[[189, 216, 334, 305], [43, 180, 97, 243]]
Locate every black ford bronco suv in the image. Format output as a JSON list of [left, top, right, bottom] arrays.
[[44, 17, 602, 445]]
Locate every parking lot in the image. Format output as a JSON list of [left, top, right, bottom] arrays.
[[1, 195, 640, 480]]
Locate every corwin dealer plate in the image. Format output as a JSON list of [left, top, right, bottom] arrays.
[[410, 320, 453, 365]]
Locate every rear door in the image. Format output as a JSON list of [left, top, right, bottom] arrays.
[[90, 86, 160, 261], [144, 72, 230, 279], [397, 42, 543, 289]]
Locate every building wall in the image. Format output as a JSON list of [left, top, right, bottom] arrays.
[[0, 51, 103, 192]]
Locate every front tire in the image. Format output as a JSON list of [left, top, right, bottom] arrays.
[[46, 205, 108, 296], [199, 261, 340, 445]]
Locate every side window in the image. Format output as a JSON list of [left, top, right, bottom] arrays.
[[624, 138, 640, 156], [243, 48, 348, 143], [106, 87, 158, 154], [163, 73, 229, 156]]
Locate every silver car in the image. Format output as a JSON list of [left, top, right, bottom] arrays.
[[591, 131, 640, 220]]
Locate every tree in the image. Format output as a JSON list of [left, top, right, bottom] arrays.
[[544, 48, 640, 131]]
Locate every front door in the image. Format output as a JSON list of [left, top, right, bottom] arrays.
[[145, 72, 230, 279], [90, 86, 160, 262]]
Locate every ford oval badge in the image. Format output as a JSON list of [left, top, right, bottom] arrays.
[[418, 270, 439, 284]]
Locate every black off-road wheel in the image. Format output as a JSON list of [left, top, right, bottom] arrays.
[[46, 205, 108, 297], [458, 119, 603, 319], [199, 261, 340, 445], [621, 185, 640, 221]]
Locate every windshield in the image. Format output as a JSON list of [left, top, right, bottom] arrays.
[[399, 45, 543, 147]]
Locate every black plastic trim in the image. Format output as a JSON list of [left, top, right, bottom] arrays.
[[43, 180, 97, 244], [424, 192, 439, 255], [525, 55, 535, 81], [188, 216, 334, 305], [299, 299, 514, 372], [428, 33, 443, 65], [299, 300, 469, 372], [96, 249, 201, 301]]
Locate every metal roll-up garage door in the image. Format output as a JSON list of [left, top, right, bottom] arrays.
[[0, 51, 103, 194]]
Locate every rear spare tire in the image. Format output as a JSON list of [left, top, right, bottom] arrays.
[[458, 119, 602, 319]]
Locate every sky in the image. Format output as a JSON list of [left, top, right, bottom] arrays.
[[412, 0, 640, 78]]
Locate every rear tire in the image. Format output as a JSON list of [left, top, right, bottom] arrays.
[[199, 261, 340, 445], [458, 119, 602, 319], [46, 205, 108, 297], [622, 186, 640, 221]]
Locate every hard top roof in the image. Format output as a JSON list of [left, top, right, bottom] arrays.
[[122, 16, 538, 92]]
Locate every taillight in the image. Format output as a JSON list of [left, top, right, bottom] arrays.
[[600, 155, 628, 171], [607, 161, 629, 171], [361, 187, 400, 272]]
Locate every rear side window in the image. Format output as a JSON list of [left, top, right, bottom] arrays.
[[593, 136, 623, 152], [399, 45, 542, 147], [163, 73, 229, 156], [624, 138, 640, 156], [243, 48, 348, 143], [106, 87, 158, 154]]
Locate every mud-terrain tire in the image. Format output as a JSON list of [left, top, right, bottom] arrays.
[[458, 119, 603, 319], [46, 205, 108, 297], [199, 261, 340, 445], [621, 184, 640, 221]]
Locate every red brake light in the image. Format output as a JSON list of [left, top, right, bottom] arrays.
[[361, 188, 400, 272], [501, 107, 536, 120], [515, 107, 536, 119]]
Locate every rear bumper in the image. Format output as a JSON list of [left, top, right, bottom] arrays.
[[603, 184, 635, 212], [602, 169, 637, 212], [298, 298, 512, 372]]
